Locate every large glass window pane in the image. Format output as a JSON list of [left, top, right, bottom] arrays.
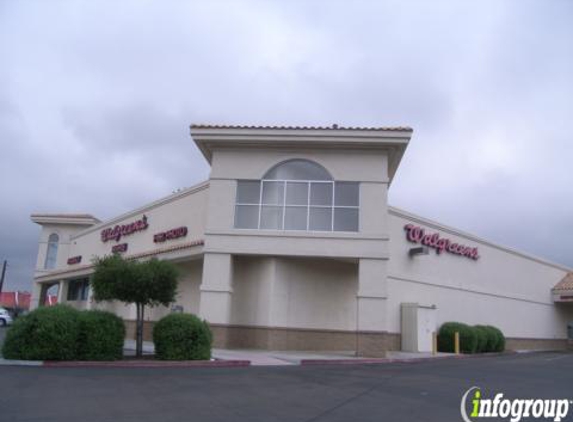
[[309, 207, 332, 231], [236, 181, 261, 203], [260, 206, 283, 229], [310, 182, 333, 206], [264, 159, 332, 181], [235, 205, 259, 229], [44, 233, 59, 269], [285, 206, 307, 230], [335, 182, 359, 206], [334, 208, 359, 232], [81, 281, 89, 301], [67, 279, 89, 301], [67, 282, 77, 301], [286, 182, 308, 205], [262, 181, 284, 205]]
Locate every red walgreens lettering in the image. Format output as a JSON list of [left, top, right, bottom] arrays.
[[153, 226, 188, 243], [404, 224, 479, 260], [101, 215, 148, 242]]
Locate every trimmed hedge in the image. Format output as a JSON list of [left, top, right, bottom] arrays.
[[474, 325, 489, 353], [2, 305, 80, 361], [153, 313, 212, 360], [1, 305, 126, 361], [437, 322, 506, 354], [77, 310, 125, 361], [487, 325, 505, 352], [438, 322, 477, 353]]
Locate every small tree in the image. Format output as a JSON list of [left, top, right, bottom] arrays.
[[91, 254, 178, 357]]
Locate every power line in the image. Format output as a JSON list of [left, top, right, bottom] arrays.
[[0, 260, 7, 294]]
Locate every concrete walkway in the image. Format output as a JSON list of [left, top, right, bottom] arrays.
[[123, 340, 456, 366]]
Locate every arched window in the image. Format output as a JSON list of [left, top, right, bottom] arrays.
[[264, 159, 332, 181], [235, 159, 359, 232], [44, 233, 59, 269]]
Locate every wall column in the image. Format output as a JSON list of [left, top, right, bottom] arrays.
[[30, 282, 45, 310], [56, 280, 68, 304], [357, 258, 389, 357], [199, 253, 233, 324]]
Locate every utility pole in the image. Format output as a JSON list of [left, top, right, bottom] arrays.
[[0, 260, 6, 294]]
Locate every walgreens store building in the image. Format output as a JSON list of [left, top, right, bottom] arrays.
[[30, 125, 573, 356]]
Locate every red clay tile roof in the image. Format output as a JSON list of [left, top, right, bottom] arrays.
[[190, 124, 413, 132], [0, 291, 57, 309], [552, 273, 573, 291]]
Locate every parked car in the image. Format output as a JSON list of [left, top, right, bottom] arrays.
[[0, 307, 13, 326]]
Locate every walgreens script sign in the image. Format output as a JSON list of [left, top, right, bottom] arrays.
[[404, 224, 479, 260]]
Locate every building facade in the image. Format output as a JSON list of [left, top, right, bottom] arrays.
[[30, 125, 573, 356]]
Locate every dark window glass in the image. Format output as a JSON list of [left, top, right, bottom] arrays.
[[335, 182, 359, 206], [236, 181, 261, 203], [334, 208, 359, 232], [235, 205, 259, 229], [264, 159, 332, 181]]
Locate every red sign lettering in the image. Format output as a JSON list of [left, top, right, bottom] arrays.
[[404, 224, 479, 260], [67, 256, 82, 265], [154, 226, 188, 243], [101, 215, 148, 242], [111, 243, 128, 254]]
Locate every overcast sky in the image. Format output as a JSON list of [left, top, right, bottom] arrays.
[[1, 0, 572, 292]]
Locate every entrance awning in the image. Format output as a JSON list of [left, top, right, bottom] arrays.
[[552, 273, 573, 303]]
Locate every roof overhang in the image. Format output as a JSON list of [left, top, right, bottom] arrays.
[[190, 124, 413, 184], [30, 213, 101, 226], [552, 272, 573, 303], [34, 240, 205, 283]]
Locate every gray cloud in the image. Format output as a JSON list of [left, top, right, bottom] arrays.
[[1, 0, 572, 291]]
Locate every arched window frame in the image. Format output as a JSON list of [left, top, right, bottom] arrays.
[[234, 159, 359, 232], [44, 233, 59, 269]]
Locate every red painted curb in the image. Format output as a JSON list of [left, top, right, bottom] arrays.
[[43, 360, 251, 368]]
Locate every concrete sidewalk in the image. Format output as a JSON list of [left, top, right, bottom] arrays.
[[123, 340, 457, 366]]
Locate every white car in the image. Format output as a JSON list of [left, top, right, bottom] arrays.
[[0, 307, 13, 327]]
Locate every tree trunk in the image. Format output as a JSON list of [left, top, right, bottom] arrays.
[[136, 303, 144, 358]]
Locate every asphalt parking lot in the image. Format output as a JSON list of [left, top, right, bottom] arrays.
[[1, 348, 573, 422]]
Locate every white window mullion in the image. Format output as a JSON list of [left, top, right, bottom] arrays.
[[282, 181, 287, 230], [306, 181, 311, 230], [331, 182, 335, 232], [258, 181, 264, 229]]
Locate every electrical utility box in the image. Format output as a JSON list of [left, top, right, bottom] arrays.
[[401, 303, 438, 353]]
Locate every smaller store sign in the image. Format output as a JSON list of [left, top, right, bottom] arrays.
[[101, 215, 148, 243], [67, 256, 82, 265], [111, 243, 128, 254], [153, 226, 188, 243], [404, 224, 479, 260]]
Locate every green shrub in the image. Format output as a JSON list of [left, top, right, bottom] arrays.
[[153, 313, 212, 360], [438, 322, 478, 354], [476, 325, 497, 352], [2, 305, 80, 360], [77, 310, 125, 360], [474, 325, 490, 353], [487, 325, 505, 352]]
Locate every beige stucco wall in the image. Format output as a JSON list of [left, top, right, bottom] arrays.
[[204, 148, 390, 258], [231, 256, 358, 331], [29, 129, 573, 350], [67, 183, 208, 265], [144, 259, 203, 321], [34, 224, 87, 276], [63, 258, 203, 322], [387, 208, 573, 339], [201, 147, 391, 334]]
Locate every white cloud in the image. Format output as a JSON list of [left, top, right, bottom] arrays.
[[0, 0, 572, 290]]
